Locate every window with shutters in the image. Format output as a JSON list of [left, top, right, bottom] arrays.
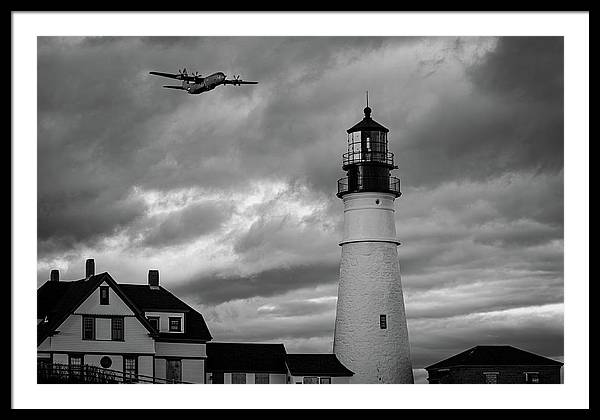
[[111, 317, 124, 341], [82, 316, 95, 340]]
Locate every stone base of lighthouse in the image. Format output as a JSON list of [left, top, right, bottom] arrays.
[[333, 193, 414, 384]]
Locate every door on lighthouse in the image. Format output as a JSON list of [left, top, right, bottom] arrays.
[[166, 359, 182, 383]]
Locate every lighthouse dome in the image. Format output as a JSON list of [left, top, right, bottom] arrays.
[[346, 106, 389, 134]]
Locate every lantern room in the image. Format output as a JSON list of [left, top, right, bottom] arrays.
[[337, 104, 401, 198]]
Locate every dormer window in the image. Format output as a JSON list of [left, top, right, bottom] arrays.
[[100, 286, 109, 305], [169, 317, 182, 332]]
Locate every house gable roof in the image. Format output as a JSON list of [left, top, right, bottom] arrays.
[[119, 284, 212, 342], [37, 273, 212, 345], [425, 345, 564, 370], [286, 354, 354, 377], [38, 273, 111, 345], [206, 342, 287, 374]]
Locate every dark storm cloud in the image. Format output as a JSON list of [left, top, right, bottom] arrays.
[[397, 36, 563, 189], [37, 185, 145, 249], [37, 36, 395, 254], [37, 37, 564, 254], [173, 262, 339, 305], [468, 37, 564, 103], [140, 201, 231, 248]]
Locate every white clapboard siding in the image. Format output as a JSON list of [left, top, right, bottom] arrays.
[[138, 355, 154, 378], [84, 354, 124, 374], [38, 338, 52, 351], [155, 358, 166, 381], [182, 359, 205, 383], [155, 342, 206, 358], [77, 281, 133, 316], [45, 314, 155, 354]]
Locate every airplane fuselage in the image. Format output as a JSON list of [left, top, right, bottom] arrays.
[[183, 72, 226, 94]]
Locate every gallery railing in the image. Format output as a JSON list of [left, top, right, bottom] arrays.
[[337, 176, 401, 197]]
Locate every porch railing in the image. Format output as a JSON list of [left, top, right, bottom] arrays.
[[37, 362, 191, 384]]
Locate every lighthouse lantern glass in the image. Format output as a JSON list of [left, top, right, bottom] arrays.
[[347, 131, 388, 164]]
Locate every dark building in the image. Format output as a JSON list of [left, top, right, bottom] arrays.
[[205, 343, 354, 384], [205, 342, 289, 384], [425, 345, 563, 384]]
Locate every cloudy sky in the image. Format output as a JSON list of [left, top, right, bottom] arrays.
[[37, 36, 564, 383]]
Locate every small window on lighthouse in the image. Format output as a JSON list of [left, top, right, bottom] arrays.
[[380, 314, 387, 329]]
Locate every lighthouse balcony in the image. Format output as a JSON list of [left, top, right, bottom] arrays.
[[342, 150, 395, 168], [337, 176, 401, 198]]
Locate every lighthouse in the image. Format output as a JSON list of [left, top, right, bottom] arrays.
[[333, 99, 414, 384]]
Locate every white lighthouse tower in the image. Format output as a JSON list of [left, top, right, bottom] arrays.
[[333, 100, 414, 384]]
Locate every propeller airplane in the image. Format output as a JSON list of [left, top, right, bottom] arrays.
[[149, 68, 258, 95]]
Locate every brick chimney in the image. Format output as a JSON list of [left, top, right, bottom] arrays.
[[50, 269, 59, 282], [148, 270, 159, 289], [85, 258, 95, 278]]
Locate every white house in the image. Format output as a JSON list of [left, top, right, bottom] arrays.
[[37, 259, 212, 383]]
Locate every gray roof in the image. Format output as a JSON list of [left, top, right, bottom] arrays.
[[286, 354, 354, 377], [425, 345, 564, 370]]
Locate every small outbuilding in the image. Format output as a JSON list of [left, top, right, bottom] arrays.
[[425, 345, 563, 384]]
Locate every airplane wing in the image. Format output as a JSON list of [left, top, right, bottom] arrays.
[[223, 79, 259, 86], [150, 71, 199, 82], [162, 85, 187, 90]]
